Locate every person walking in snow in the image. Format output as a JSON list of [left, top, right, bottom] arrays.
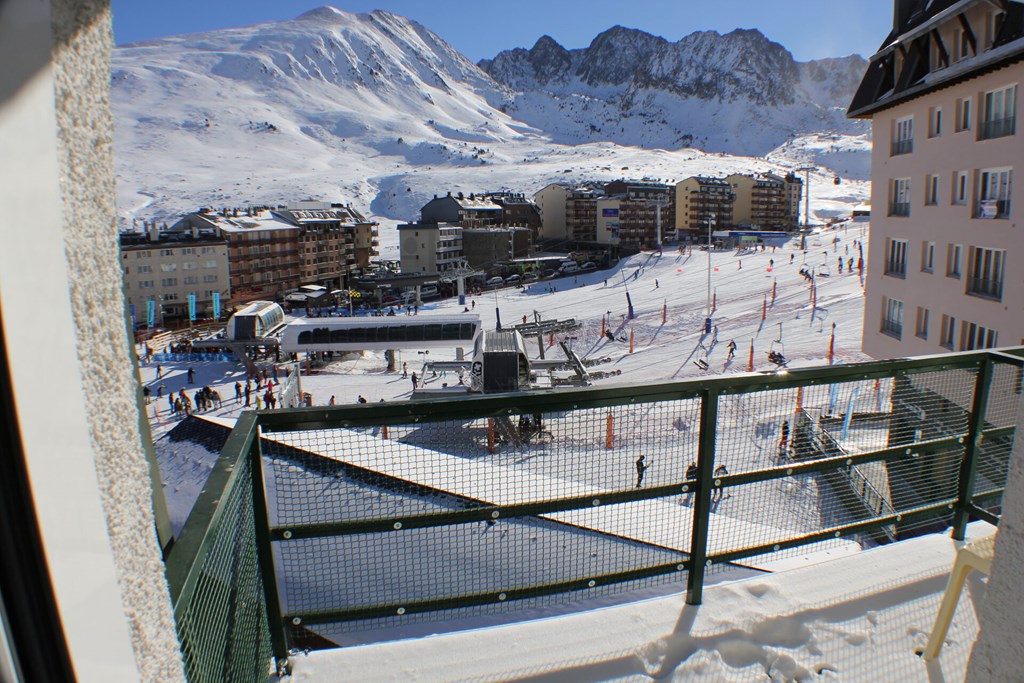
[[726, 339, 737, 360], [779, 420, 790, 457], [244, 382, 251, 407], [712, 464, 729, 502], [635, 455, 652, 488], [411, 372, 418, 390], [402, 362, 408, 378], [234, 381, 242, 403], [156, 365, 163, 379], [187, 366, 195, 384], [654, 279, 659, 289]]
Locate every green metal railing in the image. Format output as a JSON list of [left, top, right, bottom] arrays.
[[166, 348, 1023, 678]]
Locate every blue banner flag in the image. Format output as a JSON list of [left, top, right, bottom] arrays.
[[146, 300, 156, 328], [212, 292, 221, 319], [129, 303, 137, 330], [188, 293, 197, 321]]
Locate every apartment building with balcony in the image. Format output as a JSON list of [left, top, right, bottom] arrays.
[[726, 172, 803, 230], [177, 202, 377, 304], [119, 223, 230, 326], [398, 222, 465, 274], [849, 0, 1024, 359], [420, 192, 503, 228], [675, 176, 736, 234]]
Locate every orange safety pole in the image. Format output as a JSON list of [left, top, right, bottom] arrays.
[[549, 332, 554, 347], [828, 331, 835, 365], [662, 301, 667, 324], [771, 278, 777, 303], [796, 385, 804, 411], [761, 295, 767, 321], [629, 329, 635, 353], [605, 413, 614, 449], [748, 339, 755, 372], [487, 418, 496, 454], [601, 315, 606, 337], [382, 425, 390, 439]]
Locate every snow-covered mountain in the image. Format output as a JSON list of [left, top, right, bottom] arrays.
[[110, 7, 871, 239], [479, 27, 869, 155]]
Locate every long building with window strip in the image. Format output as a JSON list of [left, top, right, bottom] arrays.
[[849, 0, 1024, 358]]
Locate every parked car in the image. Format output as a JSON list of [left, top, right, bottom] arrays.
[[505, 274, 521, 285], [560, 264, 580, 275], [522, 273, 539, 283], [486, 276, 504, 287], [579, 262, 597, 271], [539, 269, 556, 280]]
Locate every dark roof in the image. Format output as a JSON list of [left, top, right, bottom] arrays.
[[848, 0, 1024, 118]]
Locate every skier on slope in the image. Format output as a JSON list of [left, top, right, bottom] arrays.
[[635, 455, 652, 488]]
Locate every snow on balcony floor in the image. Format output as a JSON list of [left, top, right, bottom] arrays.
[[283, 521, 994, 683]]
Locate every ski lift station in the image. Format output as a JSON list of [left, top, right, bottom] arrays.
[[279, 315, 481, 352]]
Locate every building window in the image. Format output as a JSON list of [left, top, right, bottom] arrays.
[[892, 116, 914, 155], [139, 280, 153, 289], [953, 171, 969, 205], [916, 307, 929, 339], [159, 248, 174, 257], [204, 260, 218, 268], [980, 85, 1016, 139], [960, 321, 998, 351], [967, 246, 1005, 300], [183, 262, 197, 270], [202, 274, 219, 284], [183, 275, 198, 285], [160, 277, 177, 287], [881, 297, 904, 338], [956, 97, 972, 131], [181, 247, 195, 255], [201, 246, 216, 254], [940, 314, 957, 349], [956, 28, 971, 61], [160, 263, 177, 272], [977, 168, 1012, 218], [164, 293, 178, 302], [947, 244, 962, 277], [137, 264, 152, 274], [921, 241, 935, 272], [929, 107, 943, 137], [925, 174, 939, 205], [889, 178, 911, 216], [885, 238, 908, 276]]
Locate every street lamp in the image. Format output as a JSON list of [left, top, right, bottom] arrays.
[[705, 213, 715, 335]]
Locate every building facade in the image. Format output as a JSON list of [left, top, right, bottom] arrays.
[[675, 176, 736, 234], [849, 0, 1024, 359], [726, 172, 802, 230], [120, 224, 230, 325], [398, 222, 465, 274]]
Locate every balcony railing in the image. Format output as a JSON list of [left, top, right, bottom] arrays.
[[967, 276, 1004, 300], [891, 138, 913, 155], [889, 202, 911, 217], [884, 261, 907, 277], [167, 349, 1024, 679], [881, 318, 903, 337], [980, 116, 1016, 140], [976, 199, 1011, 219]]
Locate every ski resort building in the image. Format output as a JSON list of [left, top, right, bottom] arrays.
[[119, 222, 230, 326], [850, 0, 1024, 359], [674, 176, 737, 235], [726, 172, 803, 230], [176, 201, 379, 305]]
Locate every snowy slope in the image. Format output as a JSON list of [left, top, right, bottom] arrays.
[[111, 7, 871, 236]]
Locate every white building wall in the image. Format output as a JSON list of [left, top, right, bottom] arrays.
[[0, 0, 185, 679], [534, 184, 568, 240]]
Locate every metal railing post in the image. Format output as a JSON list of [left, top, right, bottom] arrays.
[[686, 388, 718, 604], [952, 357, 994, 540], [249, 422, 290, 674]]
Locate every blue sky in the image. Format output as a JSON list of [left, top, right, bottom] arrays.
[[111, 1, 894, 62]]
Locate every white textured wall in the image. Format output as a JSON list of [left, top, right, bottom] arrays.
[[0, 0, 185, 680], [966, 390, 1024, 680], [47, 2, 186, 680]]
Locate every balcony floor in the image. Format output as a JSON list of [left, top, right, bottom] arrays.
[[283, 521, 994, 682]]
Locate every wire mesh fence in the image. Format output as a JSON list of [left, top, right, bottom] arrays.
[[165, 414, 272, 683], [165, 349, 1023, 675]]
